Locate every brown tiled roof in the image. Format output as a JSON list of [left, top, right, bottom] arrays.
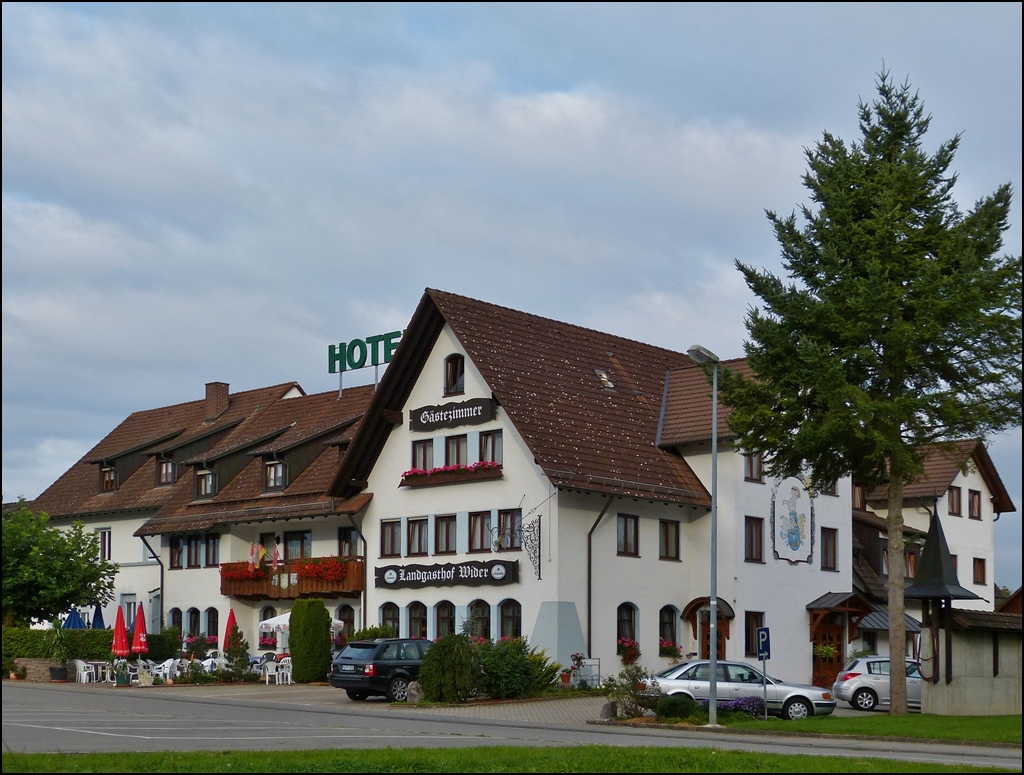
[[950, 609, 1022, 632], [658, 358, 752, 447], [136, 387, 374, 536], [136, 491, 372, 535], [330, 289, 709, 506], [866, 440, 1016, 513], [432, 291, 709, 504], [853, 511, 926, 538], [852, 554, 888, 601], [32, 382, 301, 519]]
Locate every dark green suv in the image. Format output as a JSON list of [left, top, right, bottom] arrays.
[[329, 638, 428, 701]]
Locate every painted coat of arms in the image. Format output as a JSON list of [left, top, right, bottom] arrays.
[[770, 476, 815, 565]]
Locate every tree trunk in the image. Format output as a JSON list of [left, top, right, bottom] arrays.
[[886, 463, 909, 715]]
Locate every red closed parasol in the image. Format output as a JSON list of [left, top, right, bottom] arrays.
[[223, 608, 237, 651], [112, 606, 130, 657], [131, 603, 148, 655]]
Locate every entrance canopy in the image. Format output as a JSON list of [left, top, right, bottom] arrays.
[[806, 591, 874, 642]]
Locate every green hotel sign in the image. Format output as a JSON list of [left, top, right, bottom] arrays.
[[328, 331, 404, 373]]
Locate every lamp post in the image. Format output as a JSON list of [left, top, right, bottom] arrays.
[[688, 344, 720, 726]]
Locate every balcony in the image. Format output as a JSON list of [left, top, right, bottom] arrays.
[[220, 557, 364, 600]]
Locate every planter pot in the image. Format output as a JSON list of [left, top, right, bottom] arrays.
[[115, 673, 131, 687], [48, 666, 68, 682], [560, 673, 571, 686]]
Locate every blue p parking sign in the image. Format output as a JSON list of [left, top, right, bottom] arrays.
[[756, 627, 770, 661]]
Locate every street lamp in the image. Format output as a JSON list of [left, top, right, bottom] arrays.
[[688, 343, 720, 726]]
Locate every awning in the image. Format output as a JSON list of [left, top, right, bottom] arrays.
[[858, 610, 921, 634], [258, 611, 347, 634], [806, 591, 874, 642]]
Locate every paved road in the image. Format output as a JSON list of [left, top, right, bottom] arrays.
[[2, 683, 1019, 770]]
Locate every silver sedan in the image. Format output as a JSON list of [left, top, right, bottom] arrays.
[[654, 660, 836, 720]]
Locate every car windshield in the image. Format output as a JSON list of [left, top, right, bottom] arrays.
[[337, 644, 377, 661], [655, 665, 687, 679]]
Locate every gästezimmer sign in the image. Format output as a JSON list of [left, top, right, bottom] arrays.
[[375, 560, 518, 589], [409, 398, 496, 432]]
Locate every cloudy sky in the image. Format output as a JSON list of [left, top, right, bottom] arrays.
[[3, 3, 1021, 587]]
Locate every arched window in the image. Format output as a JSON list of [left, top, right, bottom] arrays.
[[616, 603, 636, 644], [187, 607, 201, 637], [444, 354, 465, 395], [205, 607, 219, 644], [435, 601, 456, 638], [499, 599, 521, 639], [659, 606, 679, 650], [336, 604, 355, 636], [408, 602, 427, 639], [169, 608, 183, 632], [468, 599, 491, 640], [261, 606, 277, 622], [381, 603, 400, 636]]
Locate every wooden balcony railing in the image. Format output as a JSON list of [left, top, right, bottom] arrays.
[[220, 557, 365, 600]]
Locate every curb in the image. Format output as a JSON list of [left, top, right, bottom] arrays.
[[586, 718, 1024, 749]]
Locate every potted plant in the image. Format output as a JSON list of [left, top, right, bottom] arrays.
[[616, 638, 641, 666], [47, 626, 72, 682], [658, 638, 682, 662], [559, 668, 572, 686], [112, 658, 131, 687]]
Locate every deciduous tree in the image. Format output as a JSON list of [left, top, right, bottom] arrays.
[[2, 501, 119, 627], [719, 73, 1021, 714]]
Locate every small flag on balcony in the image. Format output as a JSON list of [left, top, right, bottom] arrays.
[[248, 543, 259, 571]]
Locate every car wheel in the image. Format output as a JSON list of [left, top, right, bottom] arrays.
[[783, 697, 812, 721], [852, 688, 877, 711], [387, 676, 409, 702], [346, 690, 368, 701]]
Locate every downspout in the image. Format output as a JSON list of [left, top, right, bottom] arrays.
[[139, 535, 164, 630], [587, 496, 615, 656]]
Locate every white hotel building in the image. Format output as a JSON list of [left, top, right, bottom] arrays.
[[33, 289, 1013, 688]]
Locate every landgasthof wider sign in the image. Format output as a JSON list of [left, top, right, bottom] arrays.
[[409, 397, 496, 432], [375, 559, 518, 589], [328, 330, 404, 373]]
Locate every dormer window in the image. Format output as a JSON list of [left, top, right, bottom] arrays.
[[157, 459, 176, 486], [264, 460, 285, 491], [444, 355, 465, 396], [595, 369, 615, 389], [101, 467, 117, 492], [196, 469, 215, 499]]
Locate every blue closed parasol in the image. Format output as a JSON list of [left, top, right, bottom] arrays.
[[62, 607, 87, 629], [92, 606, 107, 630]]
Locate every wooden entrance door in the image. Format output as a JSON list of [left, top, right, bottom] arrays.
[[812, 623, 845, 688], [699, 614, 726, 660]]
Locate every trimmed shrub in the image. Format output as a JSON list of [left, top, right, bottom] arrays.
[[349, 624, 394, 641], [656, 693, 698, 721], [147, 628, 181, 661], [289, 599, 331, 683], [477, 637, 533, 700], [418, 633, 475, 703], [3, 627, 115, 666]]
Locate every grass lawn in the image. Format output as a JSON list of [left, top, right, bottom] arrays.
[[0, 746, 1015, 773], [721, 714, 1022, 744]]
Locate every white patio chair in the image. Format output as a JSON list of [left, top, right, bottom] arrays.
[[73, 659, 96, 683], [275, 661, 292, 685], [263, 661, 279, 684], [151, 659, 176, 681]]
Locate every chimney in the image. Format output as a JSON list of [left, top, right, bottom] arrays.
[[205, 382, 229, 420]]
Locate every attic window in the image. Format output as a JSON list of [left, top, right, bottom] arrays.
[[595, 369, 615, 389], [444, 355, 465, 396], [196, 470, 216, 499], [264, 460, 285, 492], [157, 459, 176, 486], [101, 467, 117, 492]]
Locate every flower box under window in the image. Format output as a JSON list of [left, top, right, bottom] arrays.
[[400, 461, 502, 488]]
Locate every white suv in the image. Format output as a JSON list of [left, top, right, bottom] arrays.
[[832, 657, 922, 711]]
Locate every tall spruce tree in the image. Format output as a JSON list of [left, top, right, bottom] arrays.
[[719, 73, 1022, 714]]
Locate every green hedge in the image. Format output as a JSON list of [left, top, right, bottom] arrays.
[[2, 627, 179, 673], [289, 599, 332, 683]]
